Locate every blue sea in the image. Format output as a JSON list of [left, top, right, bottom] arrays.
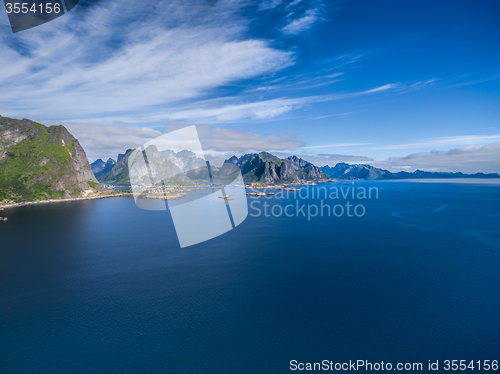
[[0, 180, 499, 373]]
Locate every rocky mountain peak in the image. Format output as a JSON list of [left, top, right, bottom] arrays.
[[0, 116, 102, 202]]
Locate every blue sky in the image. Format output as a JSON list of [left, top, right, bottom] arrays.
[[0, 0, 499, 172]]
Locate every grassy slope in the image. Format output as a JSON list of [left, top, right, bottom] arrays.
[[0, 122, 82, 202]]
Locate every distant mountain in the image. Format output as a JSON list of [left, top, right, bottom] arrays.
[[99, 148, 205, 184], [128, 146, 193, 185], [234, 152, 299, 184], [220, 152, 328, 184], [392, 170, 500, 179], [99, 149, 135, 184], [0, 116, 102, 203], [160, 149, 206, 173], [285, 155, 327, 180], [321, 163, 500, 179], [91, 158, 116, 179], [321, 163, 396, 180]]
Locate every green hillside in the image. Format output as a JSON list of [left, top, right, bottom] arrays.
[[0, 116, 101, 203]]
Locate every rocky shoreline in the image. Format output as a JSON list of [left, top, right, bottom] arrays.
[[0, 189, 198, 214], [0, 192, 134, 212]]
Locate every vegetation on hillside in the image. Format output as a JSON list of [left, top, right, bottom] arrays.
[[0, 117, 99, 203]]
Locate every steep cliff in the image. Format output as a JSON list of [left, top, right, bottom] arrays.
[[228, 152, 328, 184], [0, 116, 102, 202], [285, 155, 328, 180]]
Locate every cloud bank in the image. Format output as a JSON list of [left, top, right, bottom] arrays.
[[69, 122, 305, 162], [372, 142, 500, 174], [0, 0, 293, 120]]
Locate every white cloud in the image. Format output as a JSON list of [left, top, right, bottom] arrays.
[[260, 0, 283, 10], [447, 74, 500, 88], [198, 126, 304, 152], [0, 0, 397, 127], [162, 97, 305, 123], [364, 83, 398, 93], [65, 122, 163, 162], [273, 152, 374, 166], [149, 83, 396, 123], [326, 72, 344, 78], [372, 142, 500, 173], [282, 9, 318, 35], [0, 0, 293, 120], [65, 122, 305, 162], [371, 134, 500, 151], [302, 142, 372, 149], [407, 79, 439, 90], [286, 0, 303, 9]]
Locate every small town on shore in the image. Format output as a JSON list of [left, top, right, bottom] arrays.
[[0, 179, 338, 218]]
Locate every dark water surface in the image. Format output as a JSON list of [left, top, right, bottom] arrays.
[[1, 181, 499, 373]]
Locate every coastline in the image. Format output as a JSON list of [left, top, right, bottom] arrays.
[[0, 192, 134, 212], [3, 178, 497, 214], [0, 185, 226, 213], [0, 189, 197, 213]]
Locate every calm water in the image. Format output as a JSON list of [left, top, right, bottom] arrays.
[[0, 181, 499, 373]]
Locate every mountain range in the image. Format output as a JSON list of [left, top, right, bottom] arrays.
[[321, 163, 500, 180], [93, 150, 328, 185], [1, 116, 498, 205], [95, 149, 500, 185], [93, 148, 205, 185]]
